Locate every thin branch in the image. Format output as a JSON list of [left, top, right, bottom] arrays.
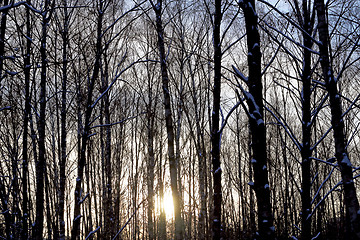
[[112, 199, 146, 240], [85, 226, 100, 240], [90, 112, 146, 130]]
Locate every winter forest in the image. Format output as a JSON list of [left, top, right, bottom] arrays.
[[1, 0, 360, 239]]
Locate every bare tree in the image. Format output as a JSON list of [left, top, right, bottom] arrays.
[[33, 1, 54, 239], [315, 0, 360, 239], [236, 0, 275, 239], [211, 0, 223, 239], [150, 0, 184, 239], [71, 1, 104, 238]]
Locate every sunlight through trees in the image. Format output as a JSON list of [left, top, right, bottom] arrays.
[[0, 0, 360, 239]]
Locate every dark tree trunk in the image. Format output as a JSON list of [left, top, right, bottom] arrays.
[[211, 0, 223, 239], [59, 1, 69, 239], [21, 1, 31, 238], [239, 1, 275, 239], [33, 2, 52, 238], [147, 109, 155, 240], [103, 50, 113, 240], [71, 2, 103, 239], [315, 1, 360, 239], [297, 0, 315, 239], [152, 1, 184, 239], [0, 0, 9, 85]]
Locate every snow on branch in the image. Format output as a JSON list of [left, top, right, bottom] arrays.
[[264, 103, 302, 151], [311, 165, 336, 205], [310, 157, 337, 167], [262, 20, 320, 55], [307, 180, 342, 220], [78, 193, 89, 204], [218, 100, 242, 134], [91, 59, 157, 109], [257, 0, 320, 46], [85, 226, 100, 240], [112, 198, 146, 240], [232, 65, 248, 83], [90, 112, 146, 130], [0, 1, 41, 13]]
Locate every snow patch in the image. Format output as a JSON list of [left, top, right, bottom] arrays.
[[341, 154, 352, 167], [257, 119, 264, 126], [74, 215, 82, 221]]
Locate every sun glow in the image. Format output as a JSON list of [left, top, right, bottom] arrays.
[[157, 191, 174, 220]]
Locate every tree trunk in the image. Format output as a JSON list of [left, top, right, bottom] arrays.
[[211, 0, 223, 239], [102, 47, 113, 240], [59, 1, 69, 239], [297, 0, 315, 238], [240, 1, 275, 239], [21, 1, 31, 238], [315, 1, 360, 239], [33, 2, 51, 238], [71, 2, 103, 239], [0, 0, 9, 85], [152, 1, 184, 239]]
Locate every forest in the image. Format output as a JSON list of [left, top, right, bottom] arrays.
[[0, 0, 360, 239]]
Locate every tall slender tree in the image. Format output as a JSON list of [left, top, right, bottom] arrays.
[[33, 1, 54, 239], [211, 0, 223, 239], [293, 1, 316, 239], [315, 0, 360, 239], [150, 0, 184, 239], [22, 1, 32, 238], [71, 1, 104, 239], [58, 0, 70, 239], [236, 0, 275, 239]]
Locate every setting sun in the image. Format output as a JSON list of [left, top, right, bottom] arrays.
[[155, 191, 175, 220], [162, 191, 175, 219]]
